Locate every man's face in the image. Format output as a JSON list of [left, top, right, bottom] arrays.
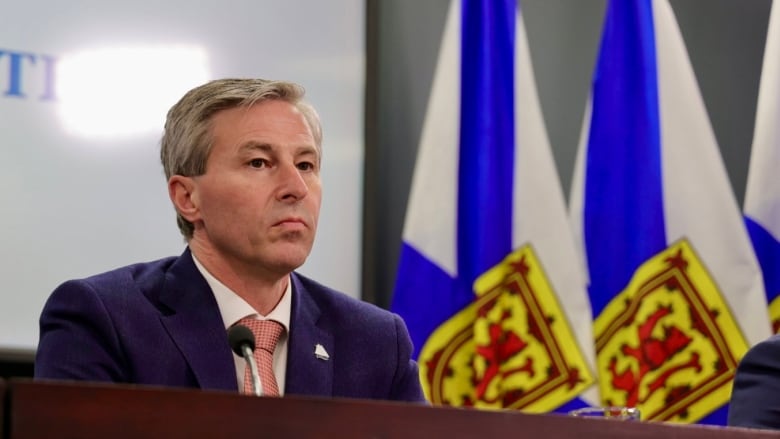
[[186, 99, 321, 275]]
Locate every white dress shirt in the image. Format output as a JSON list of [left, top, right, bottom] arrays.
[[192, 255, 292, 395]]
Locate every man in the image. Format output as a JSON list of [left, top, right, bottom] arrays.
[[729, 334, 780, 430], [35, 78, 425, 403]]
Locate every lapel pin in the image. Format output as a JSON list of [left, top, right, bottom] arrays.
[[314, 343, 330, 361]]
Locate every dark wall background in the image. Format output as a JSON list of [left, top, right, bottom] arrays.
[[363, 0, 773, 309], [0, 351, 33, 379]]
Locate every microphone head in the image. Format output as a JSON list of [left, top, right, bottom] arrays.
[[227, 324, 255, 355]]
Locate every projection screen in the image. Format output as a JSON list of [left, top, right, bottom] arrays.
[[0, 0, 364, 352]]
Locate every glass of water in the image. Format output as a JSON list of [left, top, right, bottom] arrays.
[[568, 406, 641, 421]]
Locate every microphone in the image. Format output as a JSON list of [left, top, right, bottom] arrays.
[[227, 324, 263, 396]]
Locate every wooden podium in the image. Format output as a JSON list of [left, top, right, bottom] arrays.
[[3, 379, 780, 438]]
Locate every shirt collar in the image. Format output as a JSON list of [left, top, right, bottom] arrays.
[[192, 254, 291, 333]]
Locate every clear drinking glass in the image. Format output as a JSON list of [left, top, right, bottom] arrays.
[[568, 406, 641, 421]]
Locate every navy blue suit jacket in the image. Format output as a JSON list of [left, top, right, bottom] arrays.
[[729, 334, 780, 430], [35, 249, 425, 402]]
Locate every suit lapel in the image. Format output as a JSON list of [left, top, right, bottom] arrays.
[[285, 273, 334, 397], [157, 249, 237, 391]]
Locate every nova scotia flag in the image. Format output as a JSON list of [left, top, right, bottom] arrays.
[[392, 0, 596, 412], [569, 0, 771, 424], [744, 0, 780, 333]]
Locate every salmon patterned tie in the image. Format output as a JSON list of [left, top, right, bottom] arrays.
[[238, 317, 284, 396]]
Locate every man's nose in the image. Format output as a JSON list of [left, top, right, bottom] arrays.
[[275, 162, 308, 202]]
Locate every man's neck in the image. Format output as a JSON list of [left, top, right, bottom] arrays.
[[189, 240, 289, 315]]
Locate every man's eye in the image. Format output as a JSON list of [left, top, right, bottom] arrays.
[[249, 158, 267, 168], [297, 162, 315, 171]]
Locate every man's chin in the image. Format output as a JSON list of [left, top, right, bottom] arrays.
[[269, 250, 311, 273]]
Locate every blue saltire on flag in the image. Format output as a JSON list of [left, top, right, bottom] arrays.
[[581, 0, 665, 317], [744, 0, 780, 333], [570, 0, 770, 425], [393, 0, 596, 413]]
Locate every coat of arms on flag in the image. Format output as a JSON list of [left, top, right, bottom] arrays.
[[594, 239, 748, 421], [421, 245, 593, 411]]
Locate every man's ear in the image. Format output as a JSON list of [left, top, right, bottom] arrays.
[[168, 175, 200, 223]]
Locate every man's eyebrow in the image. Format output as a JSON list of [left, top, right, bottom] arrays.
[[238, 141, 273, 153], [237, 141, 320, 162], [297, 145, 319, 156]]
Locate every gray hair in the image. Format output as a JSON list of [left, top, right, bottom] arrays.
[[160, 78, 322, 239]]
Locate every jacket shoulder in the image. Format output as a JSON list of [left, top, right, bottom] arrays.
[[291, 272, 398, 329]]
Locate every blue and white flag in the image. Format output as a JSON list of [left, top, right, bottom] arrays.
[[744, 0, 780, 333], [392, 0, 596, 412], [569, 0, 771, 424]]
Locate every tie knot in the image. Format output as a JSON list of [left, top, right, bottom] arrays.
[[238, 317, 284, 354]]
